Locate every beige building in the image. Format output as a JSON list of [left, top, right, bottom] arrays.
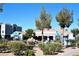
[[34, 28, 57, 41]]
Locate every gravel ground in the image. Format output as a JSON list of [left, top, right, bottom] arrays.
[[33, 46, 43, 56], [54, 47, 79, 56], [0, 47, 79, 56], [33, 47, 79, 56], [0, 53, 14, 56]]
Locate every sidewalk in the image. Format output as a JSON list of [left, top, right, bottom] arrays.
[[33, 46, 43, 56], [53, 47, 79, 56]]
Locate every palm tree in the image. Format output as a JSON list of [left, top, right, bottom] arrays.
[[56, 7, 73, 46], [36, 7, 52, 43], [71, 28, 79, 39]]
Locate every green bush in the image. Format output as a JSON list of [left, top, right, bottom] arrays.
[[0, 40, 4, 44], [38, 42, 62, 55], [38, 43, 48, 55], [24, 50, 35, 56], [26, 45, 34, 50], [70, 40, 76, 47], [43, 43, 54, 55], [54, 39, 61, 43], [13, 50, 24, 56], [77, 40, 79, 48], [23, 40, 27, 44], [76, 35, 79, 47], [7, 41, 35, 56], [42, 45, 50, 55], [0, 41, 10, 53], [38, 43, 45, 50], [53, 42, 62, 52], [7, 41, 26, 54]]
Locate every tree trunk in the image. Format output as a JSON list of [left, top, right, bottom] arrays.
[[42, 29, 44, 44], [75, 36, 77, 47], [61, 28, 64, 47]]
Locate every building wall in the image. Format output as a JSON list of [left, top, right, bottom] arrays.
[[0, 25, 1, 35], [1, 24, 5, 36], [13, 24, 22, 32], [13, 24, 17, 32], [16, 26, 22, 31], [0, 23, 22, 39], [5, 24, 13, 35]]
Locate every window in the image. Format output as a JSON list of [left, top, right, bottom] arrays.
[[2, 30, 4, 33]]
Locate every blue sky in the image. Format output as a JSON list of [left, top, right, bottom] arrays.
[[0, 3, 79, 31]]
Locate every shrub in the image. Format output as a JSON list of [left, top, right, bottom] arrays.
[[13, 50, 24, 56], [7, 41, 35, 56], [38, 43, 49, 55], [7, 41, 26, 54], [76, 35, 79, 48], [70, 40, 76, 47], [23, 35, 28, 40], [23, 40, 27, 44], [54, 39, 61, 43], [38, 43, 45, 50], [42, 45, 50, 55], [24, 50, 35, 56], [0, 44, 6, 52], [38, 42, 62, 55], [43, 43, 54, 55], [53, 42, 62, 52], [0, 41, 10, 53], [77, 40, 79, 48], [0, 40, 4, 44], [26, 45, 34, 50]]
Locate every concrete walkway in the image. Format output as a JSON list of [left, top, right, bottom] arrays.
[[56, 47, 79, 56], [33, 46, 43, 56]]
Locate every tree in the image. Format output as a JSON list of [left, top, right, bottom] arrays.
[[35, 7, 52, 43], [71, 28, 79, 47], [56, 8, 73, 45], [71, 28, 79, 38], [24, 29, 34, 39]]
